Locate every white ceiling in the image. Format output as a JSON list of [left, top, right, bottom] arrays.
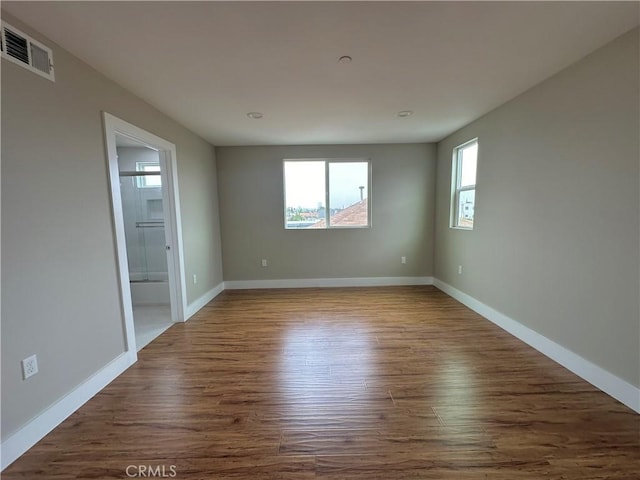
[[3, 1, 639, 146]]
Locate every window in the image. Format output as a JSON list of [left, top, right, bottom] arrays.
[[284, 159, 370, 229], [451, 139, 478, 229], [135, 162, 162, 188]]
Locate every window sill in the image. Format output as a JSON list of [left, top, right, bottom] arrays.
[[450, 226, 474, 231]]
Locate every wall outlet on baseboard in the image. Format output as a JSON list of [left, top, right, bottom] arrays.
[[401, 256, 406, 264], [22, 354, 39, 380], [193, 274, 197, 285], [261, 259, 268, 267], [458, 265, 463, 275]]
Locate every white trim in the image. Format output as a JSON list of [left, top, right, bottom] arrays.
[[433, 278, 640, 413], [185, 282, 225, 320], [1, 352, 134, 470], [283, 158, 372, 230], [103, 114, 138, 353], [224, 276, 434, 290], [158, 147, 187, 323], [102, 112, 187, 352], [450, 137, 478, 229]]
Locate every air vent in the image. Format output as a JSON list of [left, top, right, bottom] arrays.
[[5, 28, 29, 63], [1, 22, 55, 81]]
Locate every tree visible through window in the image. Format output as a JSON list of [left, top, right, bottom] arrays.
[[451, 139, 478, 229], [284, 159, 370, 229]]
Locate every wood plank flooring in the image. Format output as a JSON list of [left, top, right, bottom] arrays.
[[4, 286, 639, 479]]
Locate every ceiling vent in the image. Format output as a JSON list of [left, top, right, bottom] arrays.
[[1, 22, 55, 81]]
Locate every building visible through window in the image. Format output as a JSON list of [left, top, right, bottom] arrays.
[[451, 139, 477, 229]]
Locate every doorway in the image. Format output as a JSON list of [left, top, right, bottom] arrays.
[[103, 113, 186, 356]]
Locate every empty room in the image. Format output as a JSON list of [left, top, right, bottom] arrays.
[[1, 1, 639, 479]]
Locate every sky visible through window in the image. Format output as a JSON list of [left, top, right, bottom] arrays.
[[284, 160, 368, 209], [460, 143, 477, 187], [285, 161, 325, 208], [453, 140, 478, 229], [329, 162, 368, 208], [284, 159, 369, 229]]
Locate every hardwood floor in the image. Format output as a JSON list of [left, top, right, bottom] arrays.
[[4, 286, 638, 479]]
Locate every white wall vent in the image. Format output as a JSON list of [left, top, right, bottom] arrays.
[[1, 22, 55, 81]]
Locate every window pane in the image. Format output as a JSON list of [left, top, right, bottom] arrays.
[[143, 164, 161, 187], [284, 161, 326, 229], [136, 162, 161, 188], [328, 162, 368, 227], [457, 188, 475, 228], [460, 142, 477, 187]]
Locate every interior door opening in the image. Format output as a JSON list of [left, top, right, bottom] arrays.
[[103, 113, 186, 357], [116, 135, 172, 350]]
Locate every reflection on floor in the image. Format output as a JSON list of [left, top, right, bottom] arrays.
[[5, 287, 638, 479], [2, 285, 640, 480], [133, 304, 172, 351]]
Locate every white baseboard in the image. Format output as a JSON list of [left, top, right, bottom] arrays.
[[433, 278, 640, 413], [1, 351, 135, 470], [1, 281, 226, 470], [184, 282, 225, 320], [224, 276, 434, 290], [12, 276, 632, 472]]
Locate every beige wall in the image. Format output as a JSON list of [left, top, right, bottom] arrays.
[[217, 144, 436, 281], [434, 28, 640, 387], [2, 7, 637, 453], [1, 12, 223, 439]]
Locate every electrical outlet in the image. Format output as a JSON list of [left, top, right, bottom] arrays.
[[261, 259, 268, 267], [193, 274, 197, 285], [458, 265, 463, 275], [22, 354, 38, 380], [401, 256, 406, 264]]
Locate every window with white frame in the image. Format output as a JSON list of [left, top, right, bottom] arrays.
[[451, 139, 478, 229], [135, 162, 161, 188], [284, 159, 370, 229]]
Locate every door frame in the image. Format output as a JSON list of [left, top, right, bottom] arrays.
[[102, 112, 187, 356]]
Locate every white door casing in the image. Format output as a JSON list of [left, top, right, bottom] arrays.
[[102, 112, 187, 357]]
